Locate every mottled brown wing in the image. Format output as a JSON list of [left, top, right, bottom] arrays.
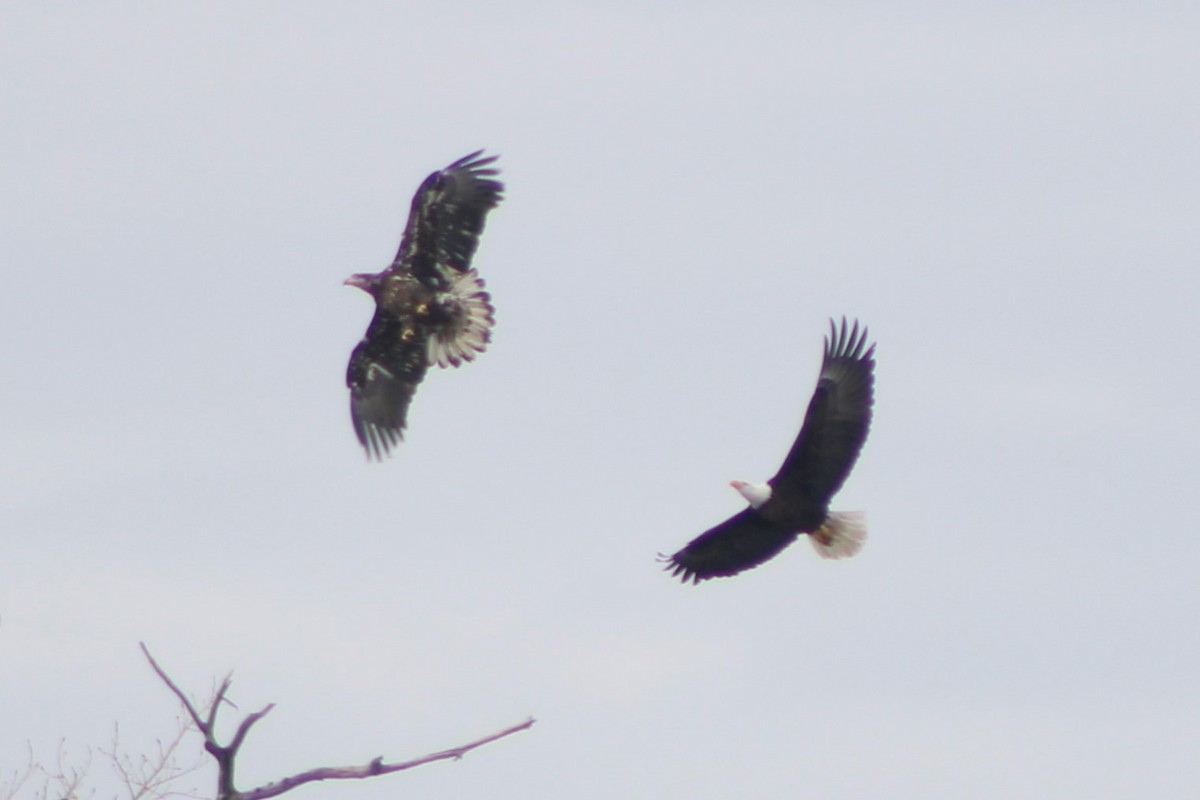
[[392, 151, 505, 291], [770, 317, 875, 505], [346, 310, 430, 460], [661, 508, 800, 584]]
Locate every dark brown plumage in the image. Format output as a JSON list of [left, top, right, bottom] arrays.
[[345, 151, 503, 459], [661, 318, 876, 583]]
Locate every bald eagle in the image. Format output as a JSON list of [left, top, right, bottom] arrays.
[[344, 151, 504, 459], [661, 318, 875, 583]]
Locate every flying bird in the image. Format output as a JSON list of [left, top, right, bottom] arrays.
[[661, 318, 875, 583], [344, 151, 504, 459]]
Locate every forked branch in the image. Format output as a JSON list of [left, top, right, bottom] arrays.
[[139, 642, 534, 800]]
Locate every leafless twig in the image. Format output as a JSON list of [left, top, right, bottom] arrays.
[[139, 642, 534, 800], [0, 744, 37, 800], [3, 721, 205, 800], [6, 739, 95, 800], [101, 718, 207, 800]]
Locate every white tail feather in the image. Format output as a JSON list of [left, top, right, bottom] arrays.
[[809, 511, 867, 559], [427, 269, 495, 368]]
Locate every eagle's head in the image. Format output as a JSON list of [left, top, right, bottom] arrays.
[[730, 480, 772, 508], [344, 272, 382, 296]]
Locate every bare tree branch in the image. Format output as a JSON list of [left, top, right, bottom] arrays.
[[6, 719, 207, 800], [101, 718, 208, 800], [139, 643, 206, 734], [224, 704, 274, 758], [19, 739, 95, 800], [139, 643, 534, 800], [50, 738, 92, 800], [239, 717, 536, 800], [0, 743, 37, 800], [204, 678, 233, 735]]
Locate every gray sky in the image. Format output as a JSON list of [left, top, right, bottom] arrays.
[[3, 3, 1199, 798]]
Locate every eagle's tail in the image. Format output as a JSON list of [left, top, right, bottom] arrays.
[[428, 269, 495, 368], [808, 511, 867, 559]]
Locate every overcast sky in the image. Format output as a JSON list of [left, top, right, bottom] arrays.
[[3, 3, 1199, 799]]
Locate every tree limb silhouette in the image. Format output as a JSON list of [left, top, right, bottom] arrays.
[[139, 642, 534, 800]]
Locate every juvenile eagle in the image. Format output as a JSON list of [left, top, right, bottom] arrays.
[[662, 318, 876, 583], [344, 151, 504, 459]]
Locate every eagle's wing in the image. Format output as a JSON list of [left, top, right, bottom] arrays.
[[661, 508, 800, 584], [346, 310, 431, 460], [770, 317, 875, 504], [393, 151, 505, 291]]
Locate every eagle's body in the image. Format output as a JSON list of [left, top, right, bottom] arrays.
[[662, 318, 876, 583], [345, 151, 503, 459]]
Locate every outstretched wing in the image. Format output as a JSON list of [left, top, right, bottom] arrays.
[[393, 151, 505, 291], [770, 317, 875, 504], [346, 310, 430, 460], [661, 509, 799, 584]]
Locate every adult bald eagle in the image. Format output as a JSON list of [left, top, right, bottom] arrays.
[[661, 318, 875, 583], [344, 151, 504, 459]]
